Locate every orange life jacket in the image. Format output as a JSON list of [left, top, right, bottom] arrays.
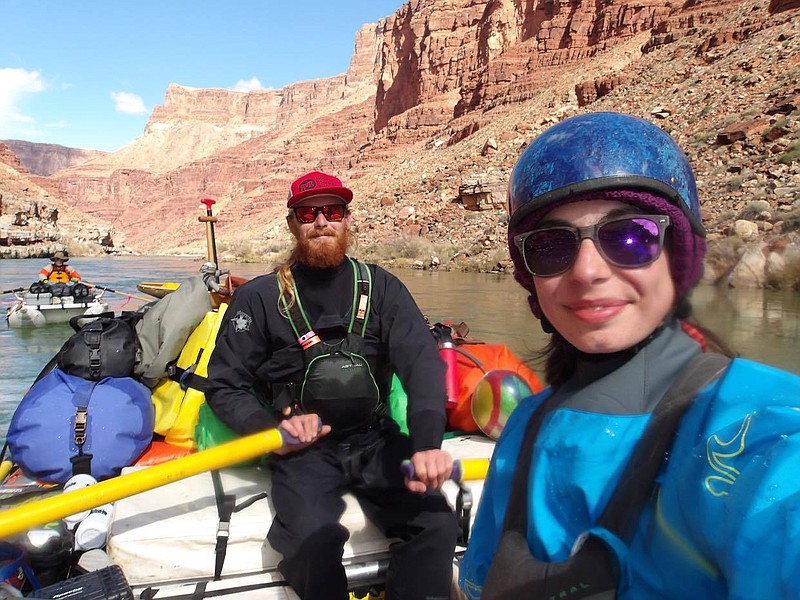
[[40, 265, 79, 283], [47, 270, 71, 283]]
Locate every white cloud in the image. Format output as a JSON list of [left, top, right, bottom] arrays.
[[0, 68, 47, 136], [233, 77, 265, 93], [111, 91, 148, 114]]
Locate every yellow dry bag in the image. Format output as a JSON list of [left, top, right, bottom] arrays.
[[150, 303, 227, 448]]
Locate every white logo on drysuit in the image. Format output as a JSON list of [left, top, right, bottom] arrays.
[[231, 311, 252, 333]]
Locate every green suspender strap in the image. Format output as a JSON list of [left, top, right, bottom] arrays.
[[277, 259, 380, 434], [280, 258, 372, 349]]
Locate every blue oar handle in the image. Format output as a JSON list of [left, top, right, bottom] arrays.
[[401, 459, 463, 483]]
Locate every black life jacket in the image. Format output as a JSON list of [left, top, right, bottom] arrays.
[[281, 259, 380, 434]]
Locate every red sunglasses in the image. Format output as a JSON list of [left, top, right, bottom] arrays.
[[292, 204, 347, 224]]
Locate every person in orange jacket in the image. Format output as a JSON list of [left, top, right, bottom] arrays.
[[38, 250, 81, 283]]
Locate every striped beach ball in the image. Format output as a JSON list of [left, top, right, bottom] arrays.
[[470, 369, 532, 440]]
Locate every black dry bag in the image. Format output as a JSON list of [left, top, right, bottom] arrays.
[[57, 312, 141, 381]]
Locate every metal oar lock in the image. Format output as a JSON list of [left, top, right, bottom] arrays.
[[198, 197, 236, 303]]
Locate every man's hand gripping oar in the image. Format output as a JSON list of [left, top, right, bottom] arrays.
[[274, 414, 332, 455], [401, 457, 490, 493]]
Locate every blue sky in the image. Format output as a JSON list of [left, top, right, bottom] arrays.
[[1, 1, 402, 152]]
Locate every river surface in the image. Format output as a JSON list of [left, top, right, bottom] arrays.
[[2, 256, 799, 436]]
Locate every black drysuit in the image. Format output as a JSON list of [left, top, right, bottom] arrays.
[[206, 259, 458, 600]]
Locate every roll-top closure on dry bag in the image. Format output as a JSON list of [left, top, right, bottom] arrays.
[[57, 312, 142, 381]]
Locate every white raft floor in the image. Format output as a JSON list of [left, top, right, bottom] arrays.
[[107, 434, 495, 599]]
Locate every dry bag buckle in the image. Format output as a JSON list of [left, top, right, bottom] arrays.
[[74, 407, 88, 446], [88, 347, 102, 379]]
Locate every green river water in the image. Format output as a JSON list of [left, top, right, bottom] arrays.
[[2, 255, 798, 437]]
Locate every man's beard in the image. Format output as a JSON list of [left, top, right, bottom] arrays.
[[295, 227, 350, 269]]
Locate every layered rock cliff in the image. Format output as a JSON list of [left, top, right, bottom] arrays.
[[1, 140, 106, 176], [10, 0, 800, 286], [0, 143, 123, 258]]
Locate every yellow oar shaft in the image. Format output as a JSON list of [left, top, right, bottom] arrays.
[[0, 428, 285, 540], [459, 458, 490, 481]]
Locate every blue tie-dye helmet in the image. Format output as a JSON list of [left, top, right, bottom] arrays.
[[507, 112, 706, 305]]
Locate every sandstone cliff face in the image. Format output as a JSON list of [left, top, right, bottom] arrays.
[[372, 0, 732, 138], [37, 18, 387, 251], [0, 143, 123, 258], [0, 144, 26, 173], [770, 0, 800, 12], [53, 22, 384, 179], [17, 0, 800, 281], [1, 140, 106, 176]]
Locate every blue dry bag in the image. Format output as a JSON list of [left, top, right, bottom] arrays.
[[7, 367, 154, 483]]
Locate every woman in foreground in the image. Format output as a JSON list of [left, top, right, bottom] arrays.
[[459, 112, 800, 599]]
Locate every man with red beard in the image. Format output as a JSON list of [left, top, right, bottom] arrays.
[[206, 171, 458, 600]]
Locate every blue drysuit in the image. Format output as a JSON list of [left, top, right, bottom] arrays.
[[460, 321, 800, 599]]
